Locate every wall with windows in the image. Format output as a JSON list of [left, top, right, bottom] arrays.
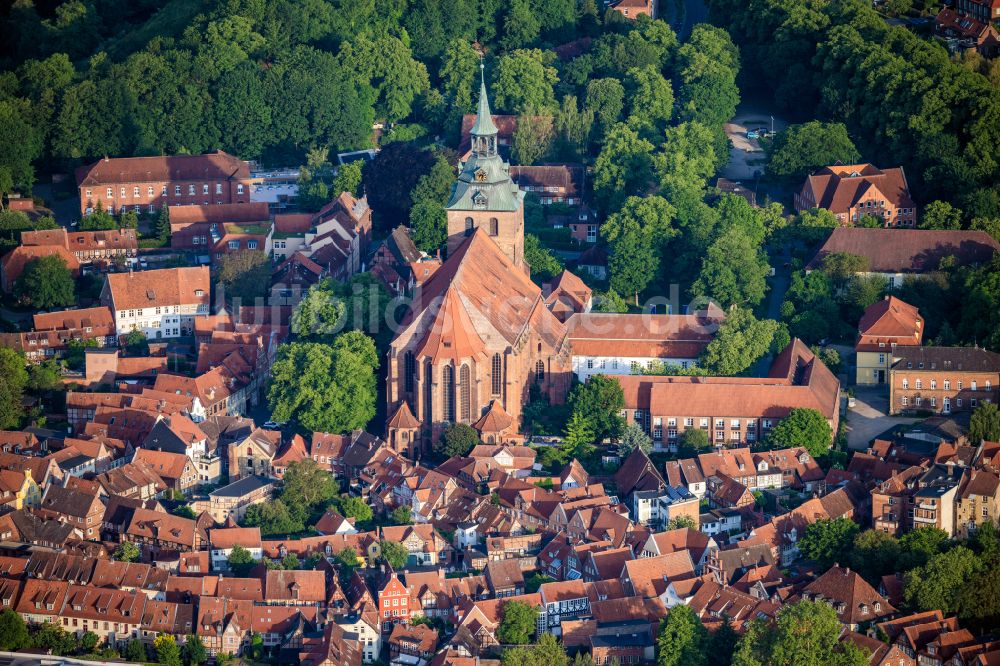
[[113, 302, 209, 340], [572, 354, 699, 381], [889, 368, 999, 415], [625, 409, 776, 451], [80, 178, 251, 216]]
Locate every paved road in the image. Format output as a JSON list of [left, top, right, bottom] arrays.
[[749, 258, 792, 376], [679, 0, 709, 40], [32, 183, 80, 228], [846, 386, 920, 450]]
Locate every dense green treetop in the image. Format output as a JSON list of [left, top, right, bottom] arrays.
[[766, 122, 860, 182]]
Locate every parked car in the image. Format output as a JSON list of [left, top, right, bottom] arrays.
[[746, 130, 760, 139], [262, 421, 283, 430]]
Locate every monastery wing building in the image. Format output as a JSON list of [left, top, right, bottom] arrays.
[[386, 70, 573, 455]]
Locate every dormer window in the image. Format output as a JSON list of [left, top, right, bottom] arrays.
[[473, 192, 487, 210]]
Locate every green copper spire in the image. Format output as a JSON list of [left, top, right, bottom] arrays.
[[470, 61, 498, 137]]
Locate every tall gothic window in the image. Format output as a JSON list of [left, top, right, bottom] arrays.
[[489, 218, 499, 236], [423, 361, 433, 423], [442, 365, 455, 423], [535, 360, 545, 383], [465, 217, 474, 236], [492, 354, 503, 396], [404, 351, 415, 394], [460, 365, 471, 422]]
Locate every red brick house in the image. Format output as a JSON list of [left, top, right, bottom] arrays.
[[794, 164, 916, 227], [889, 347, 1000, 416], [21, 227, 138, 265], [76, 151, 253, 217], [609, 0, 658, 19], [936, 3, 1000, 57], [169, 202, 272, 260], [376, 568, 411, 633]]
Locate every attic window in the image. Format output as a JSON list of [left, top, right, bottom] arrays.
[[195, 290, 204, 297], [147, 289, 156, 300]]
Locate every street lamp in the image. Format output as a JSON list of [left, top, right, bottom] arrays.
[[770, 116, 774, 134]]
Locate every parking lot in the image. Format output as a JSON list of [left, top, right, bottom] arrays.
[[721, 108, 789, 181]]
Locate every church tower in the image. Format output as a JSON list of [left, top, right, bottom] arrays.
[[446, 64, 526, 269]]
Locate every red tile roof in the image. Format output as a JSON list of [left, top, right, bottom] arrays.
[[857, 296, 922, 351], [1, 244, 81, 288], [807, 228, 999, 273], [33, 306, 115, 334], [106, 266, 210, 311], [264, 570, 326, 603], [210, 527, 262, 550], [803, 565, 895, 625], [168, 202, 269, 226], [566, 309, 722, 358], [800, 164, 914, 214], [76, 151, 250, 186]]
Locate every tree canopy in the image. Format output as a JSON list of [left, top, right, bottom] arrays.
[[733, 601, 868, 666], [217, 250, 270, 305], [766, 122, 860, 182], [268, 332, 379, 433], [699, 307, 778, 376], [567, 374, 625, 444], [498, 600, 538, 645], [765, 408, 833, 458], [435, 422, 480, 459], [657, 604, 707, 666], [14, 255, 75, 309], [798, 518, 860, 570]]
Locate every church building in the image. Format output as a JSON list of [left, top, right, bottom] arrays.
[[386, 70, 573, 455], [445, 69, 526, 268]]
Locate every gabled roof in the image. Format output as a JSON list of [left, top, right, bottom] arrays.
[[804, 565, 895, 624], [33, 306, 114, 333], [623, 551, 695, 598], [617, 339, 839, 421], [807, 228, 999, 273], [168, 202, 269, 226], [76, 151, 249, 186], [105, 266, 210, 311], [1, 244, 80, 286], [132, 448, 192, 482], [800, 164, 914, 213], [891, 346, 1000, 373], [210, 527, 262, 550], [615, 448, 664, 497], [566, 308, 722, 359], [265, 570, 326, 603], [544, 269, 592, 316], [397, 229, 567, 360]]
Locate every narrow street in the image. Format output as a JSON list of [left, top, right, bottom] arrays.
[[749, 259, 792, 376], [679, 0, 709, 40]]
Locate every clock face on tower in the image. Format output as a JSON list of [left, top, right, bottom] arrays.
[[475, 169, 487, 182]]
